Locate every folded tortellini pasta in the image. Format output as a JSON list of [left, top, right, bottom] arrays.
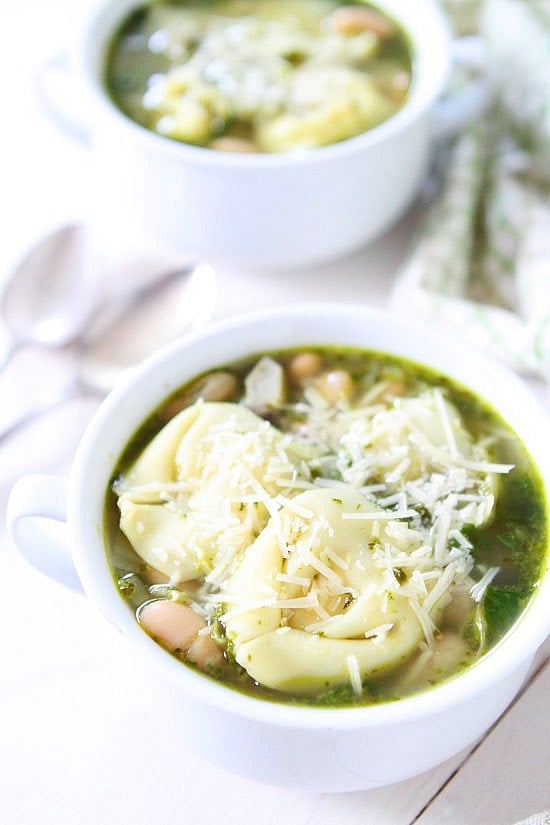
[[256, 66, 394, 152], [221, 487, 430, 694], [115, 401, 308, 582], [114, 391, 499, 695]]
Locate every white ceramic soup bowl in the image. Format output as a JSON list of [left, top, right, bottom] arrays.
[[8, 304, 550, 792], [75, 0, 452, 268]]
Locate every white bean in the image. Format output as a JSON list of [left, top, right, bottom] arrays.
[[161, 371, 239, 420], [443, 587, 476, 631], [432, 633, 470, 677], [187, 633, 225, 670], [287, 352, 323, 384], [138, 600, 205, 653], [141, 566, 170, 586], [210, 136, 257, 153], [138, 600, 224, 671], [399, 632, 470, 689], [199, 371, 239, 402], [328, 6, 395, 38], [316, 369, 354, 403]]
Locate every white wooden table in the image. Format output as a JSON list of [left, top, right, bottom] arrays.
[[0, 2, 548, 823]]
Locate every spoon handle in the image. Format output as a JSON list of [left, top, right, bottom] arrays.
[[0, 381, 100, 446], [0, 324, 23, 372]]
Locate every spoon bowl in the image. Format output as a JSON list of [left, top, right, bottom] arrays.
[[0, 224, 100, 369], [0, 263, 217, 444]]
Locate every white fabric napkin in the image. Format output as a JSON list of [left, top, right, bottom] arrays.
[[391, 0, 550, 382], [513, 814, 550, 825]]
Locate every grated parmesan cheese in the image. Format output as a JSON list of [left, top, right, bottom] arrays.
[[364, 622, 394, 643], [117, 383, 514, 693], [342, 510, 418, 521], [470, 566, 500, 603], [346, 654, 363, 696]]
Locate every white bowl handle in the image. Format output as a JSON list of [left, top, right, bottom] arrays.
[[34, 51, 91, 146], [7, 475, 83, 591]]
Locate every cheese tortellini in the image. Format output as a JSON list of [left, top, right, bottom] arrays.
[[222, 487, 426, 694], [106, 0, 411, 152], [115, 388, 500, 694], [256, 67, 393, 152], [115, 400, 436, 693], [108, 347, 530, 705], [115, 401, 307, 581], [116, 401, 444, 693]]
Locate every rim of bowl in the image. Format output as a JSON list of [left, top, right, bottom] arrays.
[[76, 0, 451, 168], [69, 303, 550, 731]]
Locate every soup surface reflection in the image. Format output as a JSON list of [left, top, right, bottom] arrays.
[[105, 0, 412, 152], [105, 348, 548, 707]]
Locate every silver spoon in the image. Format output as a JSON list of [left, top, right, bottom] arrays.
[[0, 262, 217, 445], [0, 224, 100, 370]]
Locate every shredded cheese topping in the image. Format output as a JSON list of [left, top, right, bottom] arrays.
[[115, 387, 513, 696]]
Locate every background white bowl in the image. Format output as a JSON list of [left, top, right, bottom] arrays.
[[78, 0, 451, 268]]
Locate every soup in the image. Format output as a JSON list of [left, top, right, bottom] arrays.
[[105, 0, 412, 152], [105, 348, 548, 706]]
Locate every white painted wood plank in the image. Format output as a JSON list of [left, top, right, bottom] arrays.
[[413, 658, 550, 825], [0, 547, 468, 825]]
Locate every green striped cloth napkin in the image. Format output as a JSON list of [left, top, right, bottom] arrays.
[[391, 0, 549, 382]]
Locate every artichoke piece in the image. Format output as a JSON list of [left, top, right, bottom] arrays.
[[243, 356, 286, 412]]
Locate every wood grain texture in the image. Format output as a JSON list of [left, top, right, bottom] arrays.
[[413, 654, 550, 825]]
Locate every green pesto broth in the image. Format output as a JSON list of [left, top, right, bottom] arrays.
[[105, 0, 413, 152], [104, 347, 548, 707]]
